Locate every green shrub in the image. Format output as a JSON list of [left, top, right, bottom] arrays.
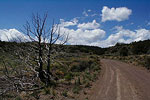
[[84, 82, 91, 88], [84, 71, 92, 81], [145, 57, 150, 70], [15, 96, 22, 100], [75, 77, 81, 85], [72, 85, 81, 94], [90, 62, 100, 71], [43, 87, 51, 94], [62, 90, 68, 97], [70, 60, 91, 72], [119, 47, 128, 56], [64, 73, 73, 81]]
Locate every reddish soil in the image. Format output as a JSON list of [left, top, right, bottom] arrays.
[[80, 59, 150, 100]]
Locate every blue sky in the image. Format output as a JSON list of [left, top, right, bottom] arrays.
[[0, 0, 150, 47]]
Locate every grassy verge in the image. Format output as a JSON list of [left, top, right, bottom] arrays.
[[103, 55, 150, 70]]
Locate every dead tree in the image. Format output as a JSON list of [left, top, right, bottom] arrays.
[[0, 42, 42, 96], [0, 13, 68, 96], [0, 13, 69, 97], [23, 13, 68, 84]]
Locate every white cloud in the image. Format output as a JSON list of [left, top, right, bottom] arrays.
[[131, 22, 134, 25], [114, 26, 124, 31], [77, 20, 100, 30], [101, 6, 132, 22], [59, 19, 105, 45], [88, 9, 91, 12], [134, 29, 150, 41], [0, 29, 29, 42], [82, 11, 88, 17], [61, 27, 105, 45], [59, 18, 78, 27], [91, 14, 97, 17], [64, 28, 105, 45], [97, 27, 150, 47], [147, 22, 150, 26]]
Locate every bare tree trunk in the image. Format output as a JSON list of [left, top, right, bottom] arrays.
[[38, 39, 44, 81], [23, 13, 68, 85], [47, 49, 51, 74]]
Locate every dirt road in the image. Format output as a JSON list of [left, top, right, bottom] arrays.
[[87, 59, 150, 100]]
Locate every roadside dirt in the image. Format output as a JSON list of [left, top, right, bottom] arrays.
[[80, 59, 150, 100]]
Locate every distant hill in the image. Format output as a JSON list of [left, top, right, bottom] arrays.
[[0, 41, 106, 57], [105, 40, 150, 56], [0, 40, 150, 55], [0, 39, 150, 58]]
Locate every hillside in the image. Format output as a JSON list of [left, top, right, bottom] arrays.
[[0, 41, 101, 100], [105, 40, 150, 56]]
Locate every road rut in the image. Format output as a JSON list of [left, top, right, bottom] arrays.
[[87, 59, 150, 100]]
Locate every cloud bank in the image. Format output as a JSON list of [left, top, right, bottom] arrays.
[[1, 25, 150, 48], [98, 26, 150, 47], [0, 29, 28, 42], [1, 6, 149, 48]]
